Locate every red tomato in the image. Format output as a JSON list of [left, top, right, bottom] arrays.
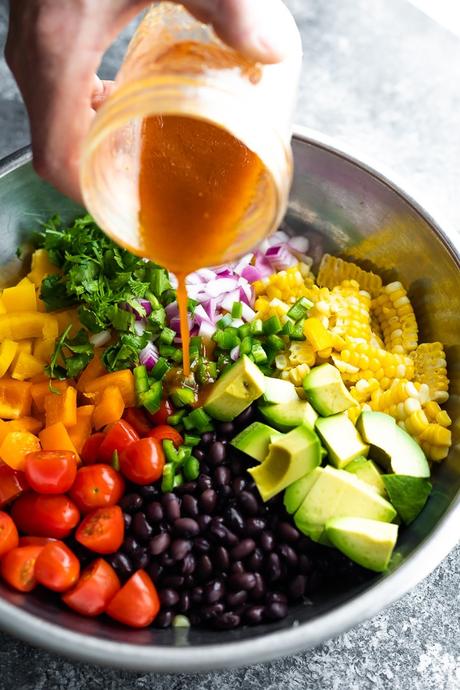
[[24, 450, 77, 494], [18, 536, 57, 547], [123, 407, 152, 437], [0, 464, 28, 508], [0, 511, 19, 558], [98, 421, 139, 464], [75, 505, 124, 554], [149, 424, 183, 448], [119, 437, 165, 485], [81, 433, 106, 465], [11, 493, 80, 538], [149, 398, 173, 426], [62, 558, 120, 617], [105, 569, 160, 628], [1, 545, 43, 592], [69, 465, 125, 514], [34, 541, 80, 592]]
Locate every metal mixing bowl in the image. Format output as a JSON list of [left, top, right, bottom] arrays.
[[0, 129, 458, 672]]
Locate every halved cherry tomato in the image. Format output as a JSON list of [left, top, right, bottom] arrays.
[[62, 558, 120, 617], [11, 493, 80, 538], [98, 420, 139, 464], [149, 398, 173, 426], [105, 569, 160, 628], [0, 511, 19, 558], [119, 437, 165, 485], [75, 505, 124, 554], [81, 432, 106, 465], [1, 545, 43, 592], [34, 541, 80, 592], [18, 536, 57, 547], [123, 407, 152, 437], [24, 450, 77, 494], [149, 424, 183, 449], [69, 464, 125, 513], [0, 463, 28, 508]]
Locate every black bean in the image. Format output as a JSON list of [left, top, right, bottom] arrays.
[[149, 532, 171, 556], [231, 538, 256, 561], [191, 586, 204, 604], [251, 572, 265, 601], [193, 448, 205, 462], [194, 537, 210, 553], [197, 555, 213, 579], [288, 574, 306, 600], [122, 513, 132, 532], [159, 588, 180, 607], [189, 612, 202, 626], [229, 573, 256, 591], [181, 495, 199, 517], [216, 421, 234, 438], [231, 477, 246, 495], [260, 531, 275, 552], [178, 591, 190, 613], [199, 489, 217, 513], [267, 553, 281, 582], [132, 548, 149, 570], [122, 536, 140, 556], [201, 432, 215, 446], [248, 547, 264, 572], [162, 493, 181, 522], [277, 522, 300, 542], [238, 491, 259, 516], [181, 553, 196, 575], [214, 466, 231, 486], [198, 474, 212, 492], [213, 612, 241, 630], [265, 601, 288, 621], [234, 406, 254, 427], [161, 575, 184, 588], [183, 574, 195, 587], [139, 484, 158, 499], [213, 545, 230, 571], [299, 554, 313, 575], [230, 459, 246, 478], [197, 514, 212, 532], [245, 517, 267, 536], [160, 553, 176, 567], [205, 579, 225, 604], [212, 524, 238, 546], [266, 592, 287, 605], [278, 543, 298, 567], [226, 590, 247, 608], [147, 562, 163, 581], [209, 441, 226, 466], [107, 553, 133, 579], [201, 603, 225, 621], [175, 481, 198, 496], [244, 605, 265, 625], [224, 506, 245, 533], [155, 610, 173, 628], [231, 560, 245, 575], [174, 517, 200, 538], [119, 493, 143, 513], [132, 512, 153, 542], [171, 538, 192, 561], [146, 501, 163, 524]]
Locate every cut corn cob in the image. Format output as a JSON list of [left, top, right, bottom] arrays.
[[411, 342, 449, 403], [372, 281, 418, 354], [334, 338, 414, 388], [317, 254, 383, 297]]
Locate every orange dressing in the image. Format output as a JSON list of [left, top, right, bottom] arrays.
[[138, 114, 265, 375]]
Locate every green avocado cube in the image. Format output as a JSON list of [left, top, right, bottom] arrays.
[[230, 422, 282, 463], [303, 363, 355, 416], [315, 413, 369, 469], [204, 355, 265, 422], [325, 516, 399, 572]]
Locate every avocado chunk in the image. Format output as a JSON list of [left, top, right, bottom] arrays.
[[325, 516, 399, 572], [230, 422, 282, 463], [382, 474, 432, 524], [315, 413, 369, 469], [303, 363, 355, 416], [346, 457, 386, 497], [249, 424, 321, 502], [294, 465, 396, 543], [357, 411, 430, 478], [259, 399, 318, 432], [284, 467, 324, 514], [263, 376, 299, 404], [204, 355, 265, 421]]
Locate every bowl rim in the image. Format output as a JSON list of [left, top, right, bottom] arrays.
[[0, 127, 459, 672]]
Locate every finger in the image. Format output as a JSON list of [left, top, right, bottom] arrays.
[[179, 0, 299, 64], [91, 76, 115, 111]]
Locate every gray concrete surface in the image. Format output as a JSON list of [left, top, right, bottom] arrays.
[[0, 0, 459, 687]]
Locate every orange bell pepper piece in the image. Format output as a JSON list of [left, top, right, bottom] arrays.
[[44, 386, 77, 428], [76, 349, 106, 391], [68, 405, 94, 454], [93, 385, 125, 431], [0, 417, 43, 444], [0, 431, 41, 471], [0, 379, 32, 419], [39, 422, 79, 459], [81, 369, 136, 408], [31, 380, 70, 414]]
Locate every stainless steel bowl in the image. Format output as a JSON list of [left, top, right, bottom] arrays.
[[0, 129, 459, 671]]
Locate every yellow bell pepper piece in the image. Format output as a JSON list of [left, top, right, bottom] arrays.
[[0, 430, 41, 471], [0, 312, 58, 341], [0, 298, 6, 315], [2, 277, 37, 313], [0, 417, 43, 444], [27, 248, 60, 286], [303, 317, 334, 352], [0, 340, 18, 377], [34, 337, 56, 363], [11, 352, 45, 381], [0, 379, 32, 419]]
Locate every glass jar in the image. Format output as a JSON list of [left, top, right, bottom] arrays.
[[80, 1, 302, 273]]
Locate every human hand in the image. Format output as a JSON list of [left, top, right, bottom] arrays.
[[5, 0, 294, 202]]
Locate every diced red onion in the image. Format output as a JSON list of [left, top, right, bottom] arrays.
[[241, 303, 256, 321], [265, 244, 298, 271], [241, 265, 263, 283], [288, 236, 310, 253], [239, 283, 253, 306], [166, 301, 179, 320], [196, 268, 218, 282], [233, 253, 254, 275], [214, 267, 234, 278], [230, 345, 240, 361], [139, 342, 159, 370], [89, 330, 111, 347], [201, 298, 218, 321], [254, 252, 275, 278], [186, 272, 204, 285], [186, 284, 206, 300], [220, 289, 241, 313], [198, 320, 216, 339], [194, 304, 213, 325], [206, 278, 240, 298], [134, 320, 147, 336]]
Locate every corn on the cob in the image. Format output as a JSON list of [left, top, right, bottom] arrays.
[[411, 342, 449, 403], [372, 281, 418, 354], [334, 339, 414, 387], [288, 341, 316, 367], [280, 362, 311, 386], [317, 254, 382, 297]]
